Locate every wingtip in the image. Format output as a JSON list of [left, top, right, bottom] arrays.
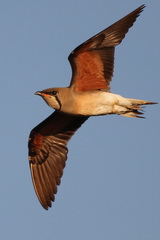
[[140, 4, 146, 9], [42, 205, 49, 211], [137, 4, 146, 12], [39, 198, 52, 210], [133, 4, 146, 16]]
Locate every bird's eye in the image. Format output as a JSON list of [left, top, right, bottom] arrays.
[[52, 91, 58, 96]]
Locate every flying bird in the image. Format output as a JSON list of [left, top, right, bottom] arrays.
[[28, 5, 156, 210]]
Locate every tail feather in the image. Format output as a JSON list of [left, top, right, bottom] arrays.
[[118, 98, 157, 118], [128, 98, 157, 106], [120, 109, 145, 118]]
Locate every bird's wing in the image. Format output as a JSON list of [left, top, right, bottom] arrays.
[[68, 5, 145, 92], [28, 111, 88, 210]]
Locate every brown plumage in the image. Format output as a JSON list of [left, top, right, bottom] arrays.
[[29, 112, 88, 209], [69, 5, 145, 91], [28, 5, 156, 210]]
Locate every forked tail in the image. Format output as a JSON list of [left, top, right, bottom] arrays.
[[118, 98, 157, 118]]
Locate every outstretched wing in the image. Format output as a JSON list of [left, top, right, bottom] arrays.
[[28, 111, 88, 210], [69, 5, 145, 92]]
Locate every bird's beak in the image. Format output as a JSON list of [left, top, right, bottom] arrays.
[[34, 91, 49, 97], [34, 91, 42, 96]]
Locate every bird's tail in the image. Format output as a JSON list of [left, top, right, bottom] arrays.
[[118, 98, 157, 118]]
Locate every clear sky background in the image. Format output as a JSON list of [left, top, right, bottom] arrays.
[[0, 0, 159, 239]]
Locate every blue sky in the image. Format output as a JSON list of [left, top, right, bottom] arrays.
[[0, 0, 159, 239]]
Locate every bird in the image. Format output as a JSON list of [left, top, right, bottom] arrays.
[[28, 4, 156, 210]]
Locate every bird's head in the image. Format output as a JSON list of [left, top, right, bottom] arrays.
[[35, 88, 61, 110]]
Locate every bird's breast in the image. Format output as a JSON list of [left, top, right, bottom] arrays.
[[61, 91, 119, 116]]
